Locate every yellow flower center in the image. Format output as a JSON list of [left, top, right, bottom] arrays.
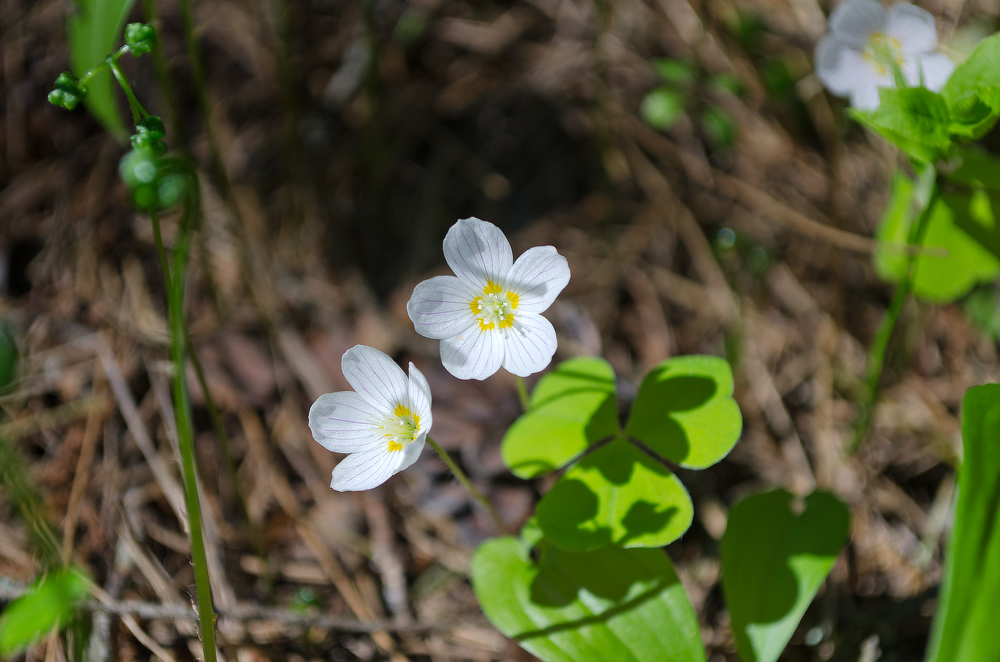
[[862, 33, 904, 77], [381, 404, 421, 452], [470, 280, 519, 331]]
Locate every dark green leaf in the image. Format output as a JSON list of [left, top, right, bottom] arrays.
[[0, 567, 92, 655], [502, 357, 619, 479], [948, 145, 1000, 193], [853, 87, 952, 163], [926, 384, 1000, 661], [0, 323, 18, 394], [536, 438, 693, 551], [721, 490, 850, 662], [625, 355, 741, 469], [652, 58, 695, 85], [472, 535, 706, 662], [701, 106, 737, 148], [68, 0, 139, 140]]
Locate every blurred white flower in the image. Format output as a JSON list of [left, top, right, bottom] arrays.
[[816, 0, 954, 110], [309, 345, 432, 491], [407, 217, 571, 380]]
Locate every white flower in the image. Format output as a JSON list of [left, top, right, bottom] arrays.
[[406, 217, 571, 381], [816, 0, 954, 110], [308, 345, 432, 491]]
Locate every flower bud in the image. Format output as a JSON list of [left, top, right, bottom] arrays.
[[124, 23, 156, 57], [48, 72, 86, 110]]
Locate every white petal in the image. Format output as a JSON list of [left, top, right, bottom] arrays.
[[850, 77, 885, 111], [308, 391, 383, 454], [504, 246, 571, 314], [886, 2, 938, 54], [407, 362, 433, 433], [501, 313, 558, 378], [331, 448, 404, 491], [916, 52, 954, 91], [830, 0, 886, 48], [442, 217, 513, 285], [395, 436, 426, 475], [816, 36, 868, 96], [440, 322, 504, 380], [407, 275, 478, 340], [341, 345, 409, 414]]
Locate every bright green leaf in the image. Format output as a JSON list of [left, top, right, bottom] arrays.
[[641, 88, 686, 131], [913, 191, 1000, 302], [942, 33, 1000, 141], [721, 490, 850, 662], [0, 567, 92, 655], [625, 355, 741, 469], [502, 357, 619, 479], [875, 186, 1000, 302], [472, 535, 706, 662], [873, 172, 916, 282], [852, 87, 952, 163], [536, 438, 693, 551], [68, 0, 139, 140], [926, 384, 1000, 662]]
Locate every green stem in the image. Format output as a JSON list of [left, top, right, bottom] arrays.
[[141, 0, 186, 148], [851, 178, 940, 453], [107, 56, 150, 124], [163, 201, 219, 662], [425, 436, 509, 535], [151, 210, 261, 555], [515, 376, 530, 412]]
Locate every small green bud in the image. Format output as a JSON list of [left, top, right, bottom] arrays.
[[48, 72, 86, 110], [137, 116, 166, 140], [124, 23, 156, 57], [130, 131, 167, 156]]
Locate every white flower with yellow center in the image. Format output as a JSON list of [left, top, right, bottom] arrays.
[[308, 345, 432, 491], [816, 0, 954, 110], [407, 217, 571, 380]]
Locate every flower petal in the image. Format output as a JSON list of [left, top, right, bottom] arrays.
[[501, 313, 558, 378], [850, 76, 885, 111], [886, 2, 938, 54], [331, 448, 404, 491], [396, 436, 426, 475], [407, 362, 433, 433], [308, 391, 383, 454], [504, 246, 571, 314], [816, 36, 868, 96], [830, 0, 886, 48], [407, 275, 478, 340], [441, 322, 504, 380], [443, 217, 513, 285], [916, 52, 954, 92], [341, 345, 409, 413]]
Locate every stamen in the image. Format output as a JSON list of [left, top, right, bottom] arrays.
[[470, 282, 517, 332]]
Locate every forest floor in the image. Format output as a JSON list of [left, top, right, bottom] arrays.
[[2, 0, 998, 660]]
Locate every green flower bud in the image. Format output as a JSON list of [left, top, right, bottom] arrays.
[[48, 72, 86, 110], [130, 131, 167, 156], [137, 116, 166, 140], [124, 23, 156, 57]]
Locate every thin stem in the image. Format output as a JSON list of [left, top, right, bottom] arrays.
[[851, 178, 940, 453], [108, 57, 150, 124], [151, 210, 261, 553], [141, 0, 186, 148], [515, 376, 530, 412], [424, 437, 509, 535], [165, 200, 219, 662]]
